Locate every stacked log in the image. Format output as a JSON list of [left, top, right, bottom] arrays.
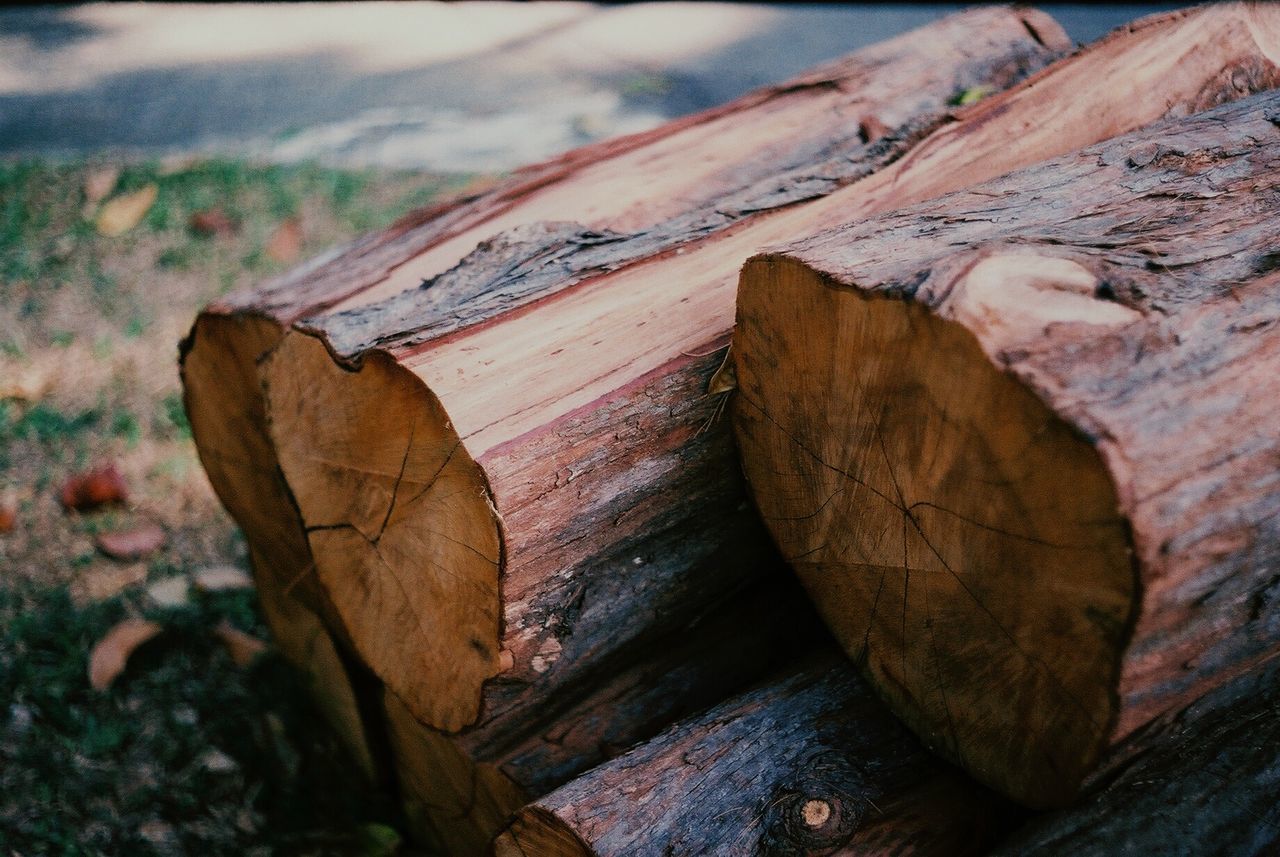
[[494, 651, 1019, 857], [732, 90, 1280, 808], [185, 8, 1071, 851], [176, 3, 1280, 853]]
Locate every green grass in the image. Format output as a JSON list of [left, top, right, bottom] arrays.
[[0, 157, 474, 344], [0, 582, 399, 855]]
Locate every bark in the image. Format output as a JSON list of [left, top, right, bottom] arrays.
[[732, 90, 1280, 809], [994, 657, 1280, 856], [494, 650, 1019, 857], [180, 6, 1066, 797]]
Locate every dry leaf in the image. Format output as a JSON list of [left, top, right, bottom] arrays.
[[60, 463, 128, 511], [146, 576, 190, 609], [96, 521, 166, 560], [0, 364, 53, 401], [0, 501, 15, 534], [83, 165, 121, 206], [96, 184, 157, 237], [70, 563, 147, 606], [189, 207, 237, 238], [265, 217, 302, 263], [193, 565, 254, 592], [88, 618, 163, 690], [198, 748, 239, 774], [214, 620, 267, 667]]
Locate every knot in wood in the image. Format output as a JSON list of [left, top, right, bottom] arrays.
[[758, 755, 868, 856]]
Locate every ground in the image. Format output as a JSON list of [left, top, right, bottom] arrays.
[[0, 158, 477, 855]]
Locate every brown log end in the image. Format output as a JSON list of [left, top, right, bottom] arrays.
[[383, 693, 526, 857], [264, 330, 503, 733], [181, 312, 379, 779], [492, 807, 592, 857], [733, 255, 1135, 807]]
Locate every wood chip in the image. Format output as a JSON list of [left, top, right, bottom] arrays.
[[88, 618, 163, 690], [96, 184, 158, 237], [60, 464, 128, 511], [214, 620, 267, 667]]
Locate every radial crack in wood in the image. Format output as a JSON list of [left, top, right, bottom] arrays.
[[265, 333, 502, 732]]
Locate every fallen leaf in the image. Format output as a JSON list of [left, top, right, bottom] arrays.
[[0, 501, 14, 534], [96, 184, 157, 237], [83, 165, 121, 206], [198, 747, 239, 774], [193, 565, 254, 592], [188, 207, 238, 238], [60, 464, 128, 511], [0, 364, 52, 402], [96, 521, 166, 560], [146, 576, 190, 609], [70, 563, 147, 606], [952, 84, 995, 107], [214, 620, 267, 667], [89, 618, 163, 690], [358, 822, 403, 857], [138, 820, 176, 847], [265, 217, 302, 263]]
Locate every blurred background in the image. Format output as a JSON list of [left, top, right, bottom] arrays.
[[3, 3, 1174, 171], [0, 3, 1173, 854]]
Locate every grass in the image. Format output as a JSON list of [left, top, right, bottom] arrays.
[[0, 155, 484, 854]]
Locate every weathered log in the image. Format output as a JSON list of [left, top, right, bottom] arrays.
[[732, 90, 1280, 809], [180, 6, 1066, 792], [494, 650, 1019, 857], [995, 656, 1280, 855]]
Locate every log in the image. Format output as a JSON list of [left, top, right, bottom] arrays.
[[494, 650, 1019, 857], [387, 576, 824, 855], [993, 656, 1280, 856], [180, 6, 1066, 794], [731, 90, 1280, 809]]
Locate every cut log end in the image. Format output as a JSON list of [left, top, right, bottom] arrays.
[[264, 331, 502, 733], [493, 809, 592, 857], [733, 256, 1135, 806]]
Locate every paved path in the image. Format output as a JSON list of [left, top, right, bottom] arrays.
[[0, 3, 1173, 171]]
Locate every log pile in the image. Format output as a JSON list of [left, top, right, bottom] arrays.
[[179, 3, 1280, 854]]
